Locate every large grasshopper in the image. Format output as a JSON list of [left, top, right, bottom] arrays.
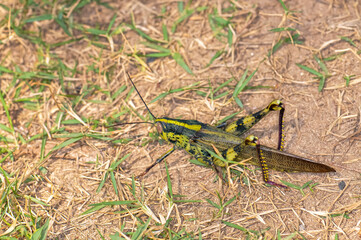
[[126, 73, 335, 187]]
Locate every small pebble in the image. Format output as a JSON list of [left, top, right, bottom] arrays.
[[338, 181, 346, 190]]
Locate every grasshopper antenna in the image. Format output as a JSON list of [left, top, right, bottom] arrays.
[[105, 122, 154, 128], [126, 72, 156, 120]]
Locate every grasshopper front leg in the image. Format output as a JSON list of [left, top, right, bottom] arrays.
[[138, 147, 175, 177], [222, 100, 285, 151]]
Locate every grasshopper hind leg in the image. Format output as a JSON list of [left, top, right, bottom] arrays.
[[223, 100, 285, 142], [245, 135, 287, 188], [277, 106, 285, 151], [222, 99, 286, 151], [221, 135, 287, 188]]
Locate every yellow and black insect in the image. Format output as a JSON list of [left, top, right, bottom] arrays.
[[126, 73, 335, 187]]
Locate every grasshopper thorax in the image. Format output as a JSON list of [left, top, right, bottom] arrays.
[[155, 117, 205, 143]]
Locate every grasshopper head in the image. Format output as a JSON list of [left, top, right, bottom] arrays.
[[155, 120, 169, 141], [156, 121, 163, 134], [156, 122, 164, 135]]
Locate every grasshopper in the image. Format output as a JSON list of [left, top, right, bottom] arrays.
[[126, 73, 335, 187]]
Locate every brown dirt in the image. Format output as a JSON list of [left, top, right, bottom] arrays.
[[1, 0, 361, 239]]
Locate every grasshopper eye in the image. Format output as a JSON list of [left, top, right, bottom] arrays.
[[156, 122, 163, 134]]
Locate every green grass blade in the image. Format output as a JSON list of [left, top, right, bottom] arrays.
[[205, 198, 221, 209], [162, 24, 169, 41], [233, 69, 248, 97], [214, 77, 233, 93], [55, 16, 71, 37], [150, 92, 168, 104], [232, 68, 257, 108], [269, 38, 285, 56], [206, 50, 224, 68], [340, 36, 357, 47], [30, 219, 50, 240], [214, 91, 229, 100], [128, 24, 164, 43], [171, 52, 194, 75], [86, 28, 107, 35], [25, 14, 53, 23], [111, 85, 127, 100], [141, 41, 171, 53], [132, 217, 151, 240], [234, 97, 243, 108], [131, 176, 136, 197], [240, 69, 257, 92], [223, 193, 239, 208], [0, 90, 17, 146], [25, 195, 50, 207], [110, 172, 118, 195], [81, 205, 107, 215], [53, 133, 84, 138], [296, 63, 323, 77], [319, 75, 326, 92], [177, 1, 184, 12], [269, 34, 302, 56], [278, 0, 289, 13], [0, 91, 14, 134], [0, 123, 13, 133], [150, 82, 200, 104], [0, 65, 14, 73], [269, 27, 296, 32], [145, 52, 172, 58], [228, 29, 233, 47], [171, 9, 195, 33], [106, 14, 117, 35], [343, 75, 355, 87], [165, 161, 173, 199], [40, 130, 47, 162], [222, 220, 249, 232], [45, 136, 83, 158], [314, 55, 328, 75], [217, 111, 241, 124], [110, 153, 130, 170], [89, 200, 137, 206], [173, 199, 202, 203], [212, 15, 230, 27], [97, 171, 108, 193], [189, 158, 208, 167]]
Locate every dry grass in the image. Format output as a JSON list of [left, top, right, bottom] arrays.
[[1, 0, 361, 239]]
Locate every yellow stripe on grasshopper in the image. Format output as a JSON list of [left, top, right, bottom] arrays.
[[155, 118, 202, 131]]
